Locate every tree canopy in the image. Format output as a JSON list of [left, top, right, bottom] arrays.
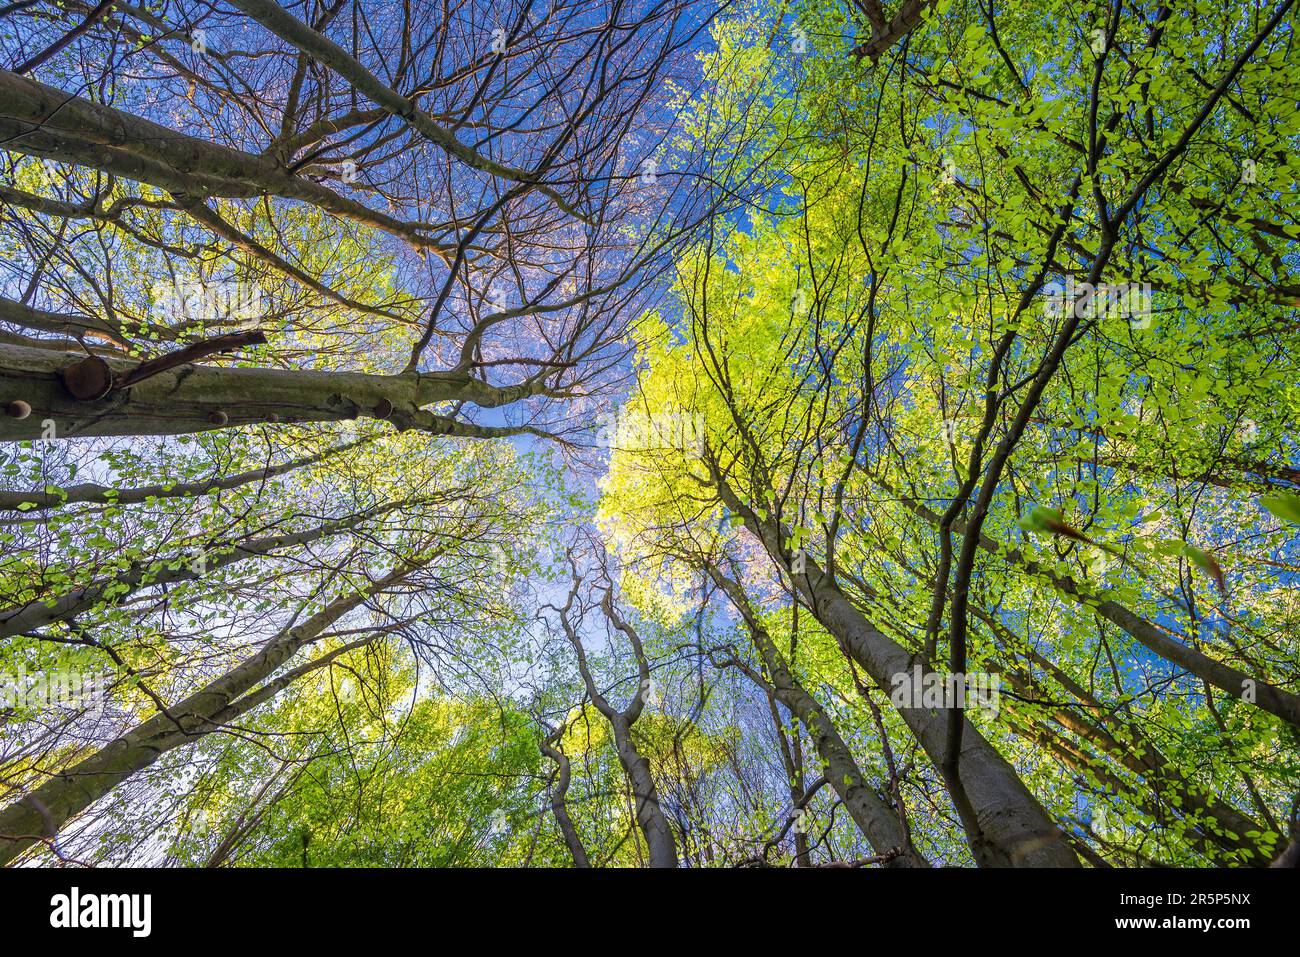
[[2, 0, 1298, 869]]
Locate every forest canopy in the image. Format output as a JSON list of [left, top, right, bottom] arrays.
[[1, 0, 1299, 869]]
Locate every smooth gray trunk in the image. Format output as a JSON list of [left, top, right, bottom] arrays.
[[0, 342, 536, 442], [0, 566, 410, 865], [714, 570, 926, 865], [713, 474, 1079, 867]]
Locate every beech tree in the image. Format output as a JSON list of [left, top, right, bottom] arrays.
[[599, 0, 1300, 867], [3, 0, 1299, 870], [0, 0, 734, 443]]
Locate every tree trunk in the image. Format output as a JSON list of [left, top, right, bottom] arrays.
[[713, 569, 926, 865], [0, 342, 539, 442], [607, 715, 679, 869], [538, 737, 591, 868], [712, 472, 1079, 867], [0, 68, 440, 249], [0, 564, 415, 865]]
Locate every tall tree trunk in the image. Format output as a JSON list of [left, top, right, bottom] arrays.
[[0, 562, 418, 865], [712, 568, 927, 866], [606, 714, 679, 869], [539, 733, 590, 868], [0, 68, 441, 249], [0, 341, 542, 442], [712, 470, 1079, 867], [558, 582, 679, 868]]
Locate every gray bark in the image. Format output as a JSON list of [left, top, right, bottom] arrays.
[[0, 68, 442, 250], [0, 563, 415, 865], [711, 569, 926, 866], [0, 341, 544, 442], [712, 471, 1079, 867], [559, 584, 679, 868], [539, 732, 591, 867], [607, 713, 679, 869]]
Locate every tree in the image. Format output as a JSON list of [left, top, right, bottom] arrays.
[[3, 0, 1299, 870]]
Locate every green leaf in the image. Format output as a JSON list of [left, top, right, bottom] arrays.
[[1261, 492, 1300, 526], [1180, 543, 1226, 594], [1016, 505, 1062, 534]]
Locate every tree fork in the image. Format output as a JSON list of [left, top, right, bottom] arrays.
[[708, 464, 1080, 866]]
